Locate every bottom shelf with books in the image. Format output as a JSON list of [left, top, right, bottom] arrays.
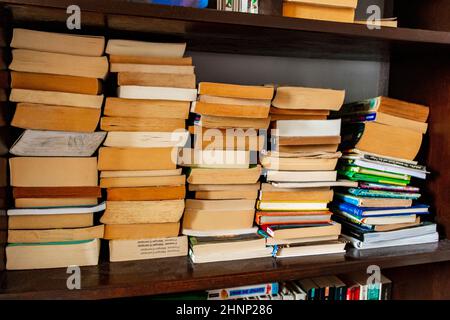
[[1, 240, 450, 299]]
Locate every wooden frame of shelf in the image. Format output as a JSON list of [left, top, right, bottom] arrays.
[[0, 0, 449, 300]]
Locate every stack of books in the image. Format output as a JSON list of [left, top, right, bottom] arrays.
[[98, 39, 196, 262], [181, 82, 274, 263], [0, 25, 7, 210], [332, 96, 438, 249], [6, 29, 108, 270], [282, 0, 358, 23], [259, 86, 352, 258]]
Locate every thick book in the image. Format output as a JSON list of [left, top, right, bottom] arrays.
[[337, 96, 429, 123], [186, 199, 256, 211], [7, 202, 106, 216], [255, 211, 332, 225], [11, 71, 102, 95], [97, 147, 177, 170], [348, 158, 427, 179], [276, 240, 346, 258], [338, 168, 410, 186], [10, 157, 98, 187], [15, 198, 98, 209], [188, 183, 261, 192], [104, 97, 190, 119], [190, 234, 265, 255], [106, 40, 186, 58], [283, 1, 356, 23], [262, 222, 341, 240], [11, 103, 101, 132], [183, 209, 255, 231], [107, 185, 185, 201], [256, 201, 329, 211], [273, 119, 341, 137], [111, 64, 194, 74], [266, 170, 337, 183], [340, 163, 411, 181], [195, 114, 271, 129], [189, 246, 272, 264], [9, 89, 104, 108], [333, 202, 429, 217], [13, 186, 102, 199], [272, 86, 345, 111], [118, 72, 196, 88], [100, 175, 185, 188], [260, 186, 333, 202], [261, 155, 339, 171], [8, 225, 104, 243], [109, 236, 188, 262], [104, 222, 180, 240], [11, 28, 105, 56], [100, 116, 185, 132], [198, 82, 274, 100], [341, 122, 423, 161], [335, 193, 413, 208], [333, 209, 418, 226], [10, 49, 109, 79], [6, 239, 100, 270], [110, 55, 192, 65], [8, 213, 94, 230], [187, 166, 261, 185], [10, 130, 106, 157], [118, 86, 197, 101], [343, 232, 438, 250], [178, 149, 251, 169], [103, 131, 189, 148], [191, 101, 270, 119], [100, 200, 185, 224], [271, 180, 357, 189], [182, 227, 258, 237]]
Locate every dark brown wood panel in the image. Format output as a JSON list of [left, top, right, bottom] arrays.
[[1, 241, 450, 300]]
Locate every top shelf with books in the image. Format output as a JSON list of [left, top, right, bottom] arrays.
[[0, 0, 450, 61]]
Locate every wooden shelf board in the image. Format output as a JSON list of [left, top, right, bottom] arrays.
[[1, 240, 450, 300], [1, 1, 450, 60]]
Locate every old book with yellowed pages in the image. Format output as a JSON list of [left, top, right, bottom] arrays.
[[8, 225, 104, 243], [104, 222, 180, 240]]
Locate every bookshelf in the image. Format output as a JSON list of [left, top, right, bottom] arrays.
[[0, 0, 449, 300]]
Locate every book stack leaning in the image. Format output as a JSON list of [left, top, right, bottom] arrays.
[[6, 29, 108, 270], [259, 86, 352, 258], [181, 82, 274, 263], [99, 39, 195, 262], [331, 96, 437, 249]]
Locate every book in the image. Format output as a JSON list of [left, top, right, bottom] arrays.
[[354, 18, 398, 28], [343, 232, 439, 250], [11, 103, 101, 132], [272, 86, 345, 110], [110, 55, 192, 65], [103, 131, 189, 148], [104, 98, 190, 119], [266, 170, 337, 182], [10, 89, 104, 109], [109, 236, 188, 262], [6, 239, 100, 270], [189, 246, 272, 264], [198, 82, 274, 100], [261, 155, 339, 171], [100, 175, 185, 188], [338, 96, 429, 123], [199, 95, 272, 107], [8, 225, 104, 243], [182, 227, 258, 237], [283, 0, 357, 23], [187, 166, 261, 184], [347, 151, 424, 170], [266, 234, 339, 246], [10, 157, 98, 187], [107, 185, 186, 201], [190, 234, 266, 256], [97, 147, 177, 171], [106, 40, 186, 58], [194, 190, 258, 200], [270, 107, 330, 115], [111, 64, 194, 74], [338, 167, 411, 186], [207, 283, 278, 300], [100, 117, 185, 132], [178, 149, 251, 169], [276, 240, 346, 258], [100, 200, 185, 224], [11, 28, 105, 56], [273, 135, 341, 146], [188, 183, 261, 192], [333, 209, 417, 225], [186, 199, 256, 211], [333, 202, 429, 217], [335, 193, 413, 208], [7, 202, 106, 216], [271, 180, 357, 188], [182, 209, 255, 231], [262, 222, 341, 240], [13, 186, 101, 199], [260, 184, 333, 202], [15, 198, 98, 208], [341, 122, 423, 161], [358, 182, 420, 193], [10, 49, 109, 79], [10, 71, 102, 95], [255, 211, 332, 225], [104, 222, 180, 240], [118, 86, 197, 101], [346, 158, 427, 179], [273, 119, 341, 137], [118, 72, 196, 88], [257, 201, 329, 211], [195, 114, 271, 129], [191, 101, 270, 119], [8, 213, 94, 230], [270, 114, 328, 121], [100, 169, 182, 178], [278, 144, 339, 153], [10, 130, 106, 157]]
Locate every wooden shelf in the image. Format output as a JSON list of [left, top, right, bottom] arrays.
[[1, 0, 450, 60], [1, 240, 450, 300]]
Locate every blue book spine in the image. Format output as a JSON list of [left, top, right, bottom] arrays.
[[335, 193, 361, 206], [334, 202, 364, 218]]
